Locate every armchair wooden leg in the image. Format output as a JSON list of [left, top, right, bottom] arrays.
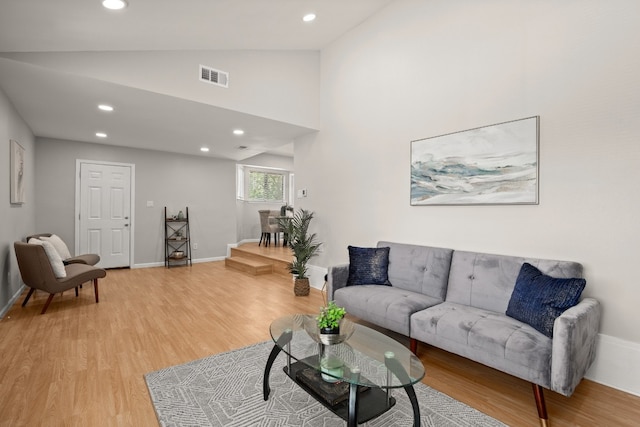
[[22, 288, 35, 307], [93, 279, 99, 303], [532, 383, 549, 427], [410, 338, 418, 354], [41, 294, 55, 314], [75, 287, 79, 297]]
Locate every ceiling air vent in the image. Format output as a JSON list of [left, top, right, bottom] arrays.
[[199, 65, 229, 88]]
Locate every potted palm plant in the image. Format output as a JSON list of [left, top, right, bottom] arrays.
[[279, 209, 321, 296]]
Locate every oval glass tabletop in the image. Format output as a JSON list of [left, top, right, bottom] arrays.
[[269, 314, 425, 388]]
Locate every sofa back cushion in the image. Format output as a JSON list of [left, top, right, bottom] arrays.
[[446, 250, 584, 313], [378, 241, 453, 301]]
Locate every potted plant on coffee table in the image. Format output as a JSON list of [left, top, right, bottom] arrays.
[[317, 300, 347, 345], [279, 209, 321, 296]]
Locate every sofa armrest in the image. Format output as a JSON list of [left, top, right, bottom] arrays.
[[327, 264, 349, 301], [551, 297, 601, 396]]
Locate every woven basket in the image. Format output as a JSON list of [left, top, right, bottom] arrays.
[[294, 278, 310, 296]]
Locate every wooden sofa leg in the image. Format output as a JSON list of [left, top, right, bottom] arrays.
[[22, 288, 35, 307], [410, 338, 418, 355], [93, 279, 99, 303], [532, 383, 549, 427], [41, 294, 55, 314]]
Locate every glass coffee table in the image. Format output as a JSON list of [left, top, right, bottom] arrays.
[[263, 314, 424, 426]]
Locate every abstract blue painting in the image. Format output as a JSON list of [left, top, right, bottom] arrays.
[[411, 116, 539, 205]]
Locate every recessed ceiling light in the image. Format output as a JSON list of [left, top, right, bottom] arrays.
[[98, 104, 114, 112], [233, 129, 244, 135], [96, 132, 107, 138], [303, 13, 316, 22], [200, 147, 210, 152], [102, 0, 128, 10]]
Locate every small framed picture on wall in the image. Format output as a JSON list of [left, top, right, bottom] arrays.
[[10, 139, 26, 204]]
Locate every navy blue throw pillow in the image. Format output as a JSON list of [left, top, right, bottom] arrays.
[[347, 246, 391, 286], [506, 263, 586, 338]]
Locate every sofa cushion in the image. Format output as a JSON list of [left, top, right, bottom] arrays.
[[506, 263, 586, 337], [334, 285, 442, 336], [446, 250, 584, 313], [378, 241, 453, 301], [347, 246, 390, 286], [411, 302, 552, 387]]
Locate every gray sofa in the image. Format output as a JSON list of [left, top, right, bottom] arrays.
[[327, 241, 601, 426]]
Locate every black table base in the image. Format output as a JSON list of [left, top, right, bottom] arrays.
[[264, 340, 420, 426]]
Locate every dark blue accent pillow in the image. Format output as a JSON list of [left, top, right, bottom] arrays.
[[347, 246, 391, 286], [506, 263, 586, 338]]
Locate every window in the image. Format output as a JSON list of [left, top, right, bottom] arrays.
[[237, 165, 290, 203], [249, 170, 284, 201]]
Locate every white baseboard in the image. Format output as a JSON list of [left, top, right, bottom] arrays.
[[0, 284, 26, 319], [308, 265, 328, 291], [132, 261, 164, 269], [133, 256, 224, 269], [193, 256, 225, 263], [586, 333, 640, 397]]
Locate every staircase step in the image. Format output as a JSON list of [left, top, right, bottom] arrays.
[[225, 256, 272, 276], [229, 246, 292, 278]]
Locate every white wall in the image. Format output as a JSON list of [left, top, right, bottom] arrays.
[[0, 88, 36, 316], [35, 138, 237, 266], [295, 0, 640, 393], [4, 50, 320, 129]]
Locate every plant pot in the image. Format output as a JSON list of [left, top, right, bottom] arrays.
[[319, 326, 341, 345], [294, 278, 310, 296]]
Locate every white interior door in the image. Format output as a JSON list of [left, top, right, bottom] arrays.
[[77, 162, 133, 268]]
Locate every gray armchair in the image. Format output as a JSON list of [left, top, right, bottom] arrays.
[[14, 241, 106, 314]]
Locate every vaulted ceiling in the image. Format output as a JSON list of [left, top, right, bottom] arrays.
[[0, 0, 394, 160]]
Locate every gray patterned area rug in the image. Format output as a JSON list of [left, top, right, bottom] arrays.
[[144, 341, 506, 427]]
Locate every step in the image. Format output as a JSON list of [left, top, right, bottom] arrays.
[[225, 256, 272, 276], [229, 246, 292, 278]]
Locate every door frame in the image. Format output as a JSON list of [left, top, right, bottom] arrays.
[[75, 159, 136, 268]]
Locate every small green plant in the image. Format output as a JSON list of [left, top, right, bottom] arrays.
[[317, 301, 346, 331]]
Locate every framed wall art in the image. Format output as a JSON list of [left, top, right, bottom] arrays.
[[10, 139, 26, 204], [411, 116, 539, 206]]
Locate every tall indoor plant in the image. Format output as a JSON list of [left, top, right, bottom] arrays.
[[279, 209, 321, 296]]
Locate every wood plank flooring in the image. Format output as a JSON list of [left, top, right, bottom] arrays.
[[0, 258, 638, 426]]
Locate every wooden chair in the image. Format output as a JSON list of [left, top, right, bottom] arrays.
[[14, 242, 107, 315]]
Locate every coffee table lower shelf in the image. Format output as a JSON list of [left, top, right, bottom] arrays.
[[284, 359, 396, 425]]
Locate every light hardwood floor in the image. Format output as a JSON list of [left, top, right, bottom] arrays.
[[0, 259, 638, 426]]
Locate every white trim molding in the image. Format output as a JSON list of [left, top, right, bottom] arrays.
[[587, 334, 640, 397]]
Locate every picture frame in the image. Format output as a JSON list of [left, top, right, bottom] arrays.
[[411, 116, 539, 206], [10, 139, 26, 204]]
